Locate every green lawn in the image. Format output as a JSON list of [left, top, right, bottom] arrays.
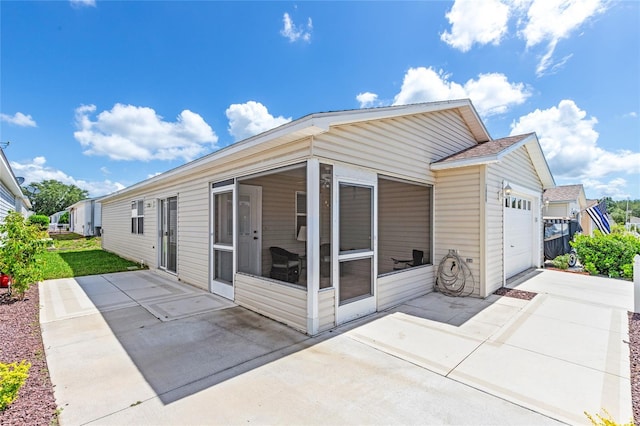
[[40, 233, 143, 280]]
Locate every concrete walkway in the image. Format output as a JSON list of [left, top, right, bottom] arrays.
[[40, 269, 632, 425]]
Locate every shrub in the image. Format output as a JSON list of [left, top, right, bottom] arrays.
[[0, 212, 48, 298], [58, 211, 69, 224], [572, 231, 640, 279], [552, 254, 570, 270], [27, 214, 49, 230], [0, 360, 30, 411]]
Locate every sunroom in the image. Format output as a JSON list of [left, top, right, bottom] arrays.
[[210, 160, 433, 334]]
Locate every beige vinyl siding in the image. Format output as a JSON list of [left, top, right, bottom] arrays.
[[318, 288, 335, 332], [378, 265, 435, 310], [313, 111, 477, 183], [102, 196, 157, 268], [175, 185, 210, 290], [235, 273, 307, 333], [484, 148, 544, 295], [546, 204, 569, 217], [434, 166, 482, 297]]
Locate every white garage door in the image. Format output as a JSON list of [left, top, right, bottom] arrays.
[[505, 195, 534, 278]]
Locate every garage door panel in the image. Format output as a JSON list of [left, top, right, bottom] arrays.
[[505, 195, 533, 278]]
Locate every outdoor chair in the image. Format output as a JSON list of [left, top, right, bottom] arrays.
[[392, 249, 425, 270], [269, 247, 300, 283]]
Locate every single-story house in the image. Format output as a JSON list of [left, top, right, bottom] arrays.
[[99, 99, 555, 335], [542, 184, 594, 234], [0, 148, 31, 221], [68, 198, 102, 236]]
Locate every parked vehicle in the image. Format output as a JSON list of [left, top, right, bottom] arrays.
[[0, 272, 11, 288], [544, 217, 582, 267]]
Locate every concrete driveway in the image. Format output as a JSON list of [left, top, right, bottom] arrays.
[[40, 269, 632, 425]]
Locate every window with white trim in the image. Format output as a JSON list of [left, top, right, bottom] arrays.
[[131, 200, 144, 234]]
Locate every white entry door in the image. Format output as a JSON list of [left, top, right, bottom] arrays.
[[237, 184, 262, 276], [334, 165, 377, 325]]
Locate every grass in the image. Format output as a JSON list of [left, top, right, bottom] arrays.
[[40, 233, 143, 279]]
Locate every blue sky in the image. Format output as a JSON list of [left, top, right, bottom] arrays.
[[1, 0, 638, 200]]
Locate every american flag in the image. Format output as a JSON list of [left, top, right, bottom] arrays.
[[586, 199, 611, 234]]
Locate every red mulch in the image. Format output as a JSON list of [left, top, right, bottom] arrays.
[[0, 285, 57, 425], [493, 287, 537, 300]]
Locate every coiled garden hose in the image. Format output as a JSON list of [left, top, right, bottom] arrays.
[[435, 250, 476, 297]]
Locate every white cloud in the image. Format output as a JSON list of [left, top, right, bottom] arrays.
[[280, 12, 312, 43], [441, 0, 607, 75], [225, 101, 291, 141], [0, 112, 37, 127], [10, 156, 125, 197], [356, 92, 380, 108], [440, 0, 510, 52], [100, 166, 110, 175], [580, 177, 631, 200], [510, 100, 640, 182], [70, 0, 96, 7], [392, 67, 530, 117], [73, 104, 218, 162], [521, 0, 607, 75], [624, 112, 638, 118]]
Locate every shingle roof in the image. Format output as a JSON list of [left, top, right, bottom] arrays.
[[432, 133, 533, 164], [543, 184, 584, 202]]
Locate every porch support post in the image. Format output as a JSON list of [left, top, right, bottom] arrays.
[[306, 158, 320, 335]]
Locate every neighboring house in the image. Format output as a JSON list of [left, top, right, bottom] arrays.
[[68, 198, 102, 236], [0, 148, 31, 221], [99, 100, 555, 335], [542, 184, 593, 235]]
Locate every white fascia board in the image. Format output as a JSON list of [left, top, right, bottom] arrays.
[[523, 137, 555, 189], [0, 149, 31, 209]]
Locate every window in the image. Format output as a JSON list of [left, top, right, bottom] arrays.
[[131, 200, 144, 234], [377, 178, 432, 275], [295, 191, 307, 236]]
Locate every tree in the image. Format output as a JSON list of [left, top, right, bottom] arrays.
[[0, 212, 47, 299], [23, 180, 89, 216]]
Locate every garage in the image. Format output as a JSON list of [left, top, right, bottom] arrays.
[[504, 194, 534, 278]]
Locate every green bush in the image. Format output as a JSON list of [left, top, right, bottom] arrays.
[[27, 214, 49, 230], [0, 361, 30, 411], [572, 231, 640, 279], [58, 211, 69, 224], [552, 254, 570, 270], [0, 212, 48, 298]]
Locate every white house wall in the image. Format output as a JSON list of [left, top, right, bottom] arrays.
[[235, 273, 307, 333], [378, 266, 435, 310], [0, 183, 15, 222], [434, 166, 482, 297], [313, 110, 477, 183]]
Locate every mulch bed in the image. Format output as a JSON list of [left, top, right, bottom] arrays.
[[629, 312, 640, 425], [0, 285, 57, 425], [492, 287, 537, 300]]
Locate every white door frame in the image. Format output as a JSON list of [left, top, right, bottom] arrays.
[[158, 196, 178, 273], [238, 184, 263, 276], [211, 182, 236, 300], [333, 164, 378, 325]]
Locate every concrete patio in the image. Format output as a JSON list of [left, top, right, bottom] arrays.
[[40, 269, 632, 425]]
